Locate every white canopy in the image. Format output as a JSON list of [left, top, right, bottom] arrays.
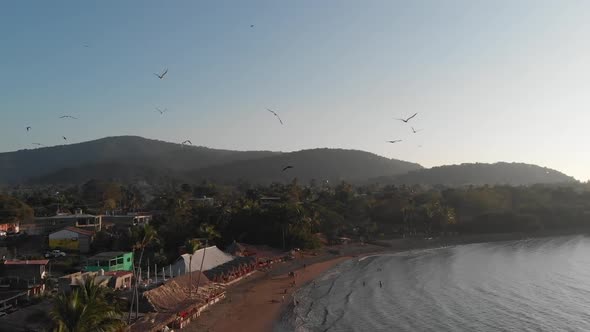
[[172, 245, 234, 275]]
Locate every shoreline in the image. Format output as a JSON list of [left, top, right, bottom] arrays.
[[184, 255, 355, 332], [183, 230, 590, 332]]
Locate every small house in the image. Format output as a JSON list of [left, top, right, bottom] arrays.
[[0, 259, 49, 283], [84, 251, 134, 272], [49, 226, 95, 253]]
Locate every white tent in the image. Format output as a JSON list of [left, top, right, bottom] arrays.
[[172, 245, 234, 275]]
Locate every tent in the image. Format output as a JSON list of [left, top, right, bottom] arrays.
[[171, 246, 234, 275]]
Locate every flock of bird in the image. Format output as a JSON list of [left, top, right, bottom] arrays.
[[23, 27, 423, 174], [386, 112, 423, 144]]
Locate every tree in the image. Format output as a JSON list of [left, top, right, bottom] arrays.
[[0, 195, 33, 224], [184, 239, 202, 299], [128, 224, 158, 323], [51, 276, 125, 332]]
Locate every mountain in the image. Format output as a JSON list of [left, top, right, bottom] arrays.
[[371, 162, 577, 187], [0, 136, 422, 185], [190, 148, 423, 185], [0, 136, 277, 184]]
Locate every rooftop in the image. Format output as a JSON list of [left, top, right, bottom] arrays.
[[3, 259, 49, 265], [55, 226, 95, 236], [87, 251, 129, 261], [104, 271, 133, 278], [35, 214, 99, 220]]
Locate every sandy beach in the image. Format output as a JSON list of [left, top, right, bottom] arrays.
[[184, 255, 354, 332]]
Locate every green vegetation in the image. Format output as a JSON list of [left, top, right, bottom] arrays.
[[373, 162, 576, 186], [51, 277, 126, 332], [5, 179, 590, 267], [0, 194, 33, 222]]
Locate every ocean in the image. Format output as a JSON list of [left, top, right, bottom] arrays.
[[275, 235, 590, 331]]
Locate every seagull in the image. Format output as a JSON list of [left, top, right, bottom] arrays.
[[62, 136, 67, 141], [397, 113, 418, 123], [155, 107, 167, 115], [32, 143, 45, 147], [26, 126, 31, 132], [267, 108, 283, 125], [282, 166, 294, 172], [411, 127, 422, 133], [182, 140, 192, 145], [154, 68, 168, 80], [59, 115, 78, 120], [387, 140, 402, 144]]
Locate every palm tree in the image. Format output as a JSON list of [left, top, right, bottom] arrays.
[[51, 277, 125, 332], [184, 238, 201, 299], [128, 224, 158, 323]]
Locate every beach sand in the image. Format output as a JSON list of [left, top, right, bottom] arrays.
[[185, 256, 352, 332]]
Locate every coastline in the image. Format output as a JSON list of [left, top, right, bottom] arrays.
[[184, 255, 355, 332], [184, 230, 590, 332]]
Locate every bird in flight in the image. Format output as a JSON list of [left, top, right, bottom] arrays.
[[387, 140, 403, 144], [82, 43, 90, 48], [397, 113, 418, 123], [267, 108, 283, 125], [182, 140, 192, 145], [62, 136, 67, 141], [282, 166, 294, 172], [59, 115, 78, 120], [32, 143, 45, 147], [411, 127, 422, 134], [154, 68, 168, 80], [155, 107, 167, 115], [26, 126, 31, 132]]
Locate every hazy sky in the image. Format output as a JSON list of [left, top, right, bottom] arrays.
[[1, 1, 590, 180]]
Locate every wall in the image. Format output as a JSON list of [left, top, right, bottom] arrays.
[[49, 229, 81, 251]]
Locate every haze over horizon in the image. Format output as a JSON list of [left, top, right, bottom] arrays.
[[2, 1, 590, 180]]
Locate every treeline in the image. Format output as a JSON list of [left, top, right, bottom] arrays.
[[4, 180, 590, 264]]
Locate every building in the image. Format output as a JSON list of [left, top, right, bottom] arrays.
[[58, 270, 133, 293], [23, 209, 102, 236], [100, 212, 152, 229], [84, 251, 134, 272], [0, 221, 19, 235], [48, 226, 95, 253], [171, 246, 234, 276], [58, 271, 111, 293], [105, 270, 133, 290], [0, 260, 48, 283]]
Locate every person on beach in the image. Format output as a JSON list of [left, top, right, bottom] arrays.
[[363, 281, 366, 287], [282, 295, 285, 302], [379, 281, 383, 288]]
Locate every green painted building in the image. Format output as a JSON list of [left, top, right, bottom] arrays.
[[84, 251, 134, 272]]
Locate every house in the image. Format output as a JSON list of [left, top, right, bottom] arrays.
[[58, 270, 133, 293], [101, 212, 152, 229], [0, 260, 48, 283], [0, 221, 20, 235], [58, 271, 111, 293], [48, 226, 95, 253], [105, 271, 133, 290], [84, 251, 134, 272], [23, 209, 102, 235], [171, 246, 234, 275]]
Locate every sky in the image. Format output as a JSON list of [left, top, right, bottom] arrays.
[[1, 1, 590, 180]]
